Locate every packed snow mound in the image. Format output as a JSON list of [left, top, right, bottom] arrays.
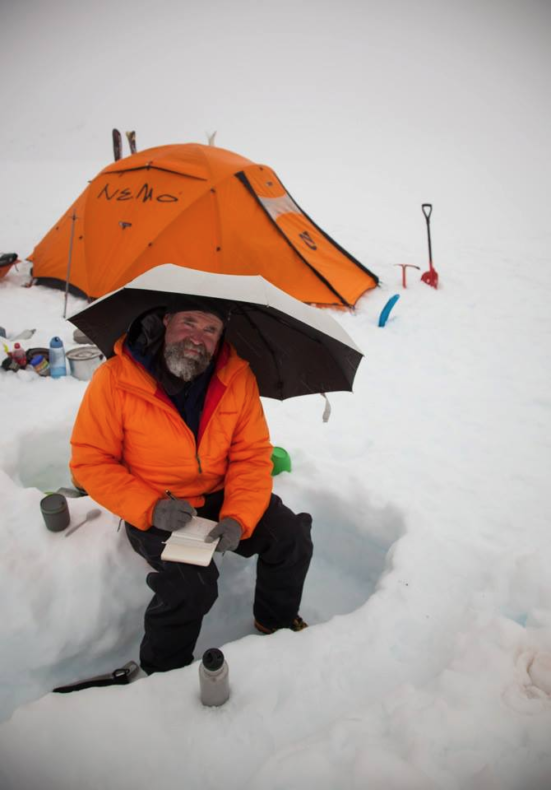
[[2, 247, 551, 790]]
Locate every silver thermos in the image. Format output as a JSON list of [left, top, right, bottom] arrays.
[[199, 648, 230, 707]]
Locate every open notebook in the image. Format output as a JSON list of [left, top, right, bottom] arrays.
[[160, 517, 219, 567]]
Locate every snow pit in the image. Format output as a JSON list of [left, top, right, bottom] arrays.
[[10, 425, 75, 493], [528, 653, 551, 697], [195, 493, 402, 661], [0, 422, 401, 723]]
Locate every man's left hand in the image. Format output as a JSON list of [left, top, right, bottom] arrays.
[[206, 518, 242, 553]]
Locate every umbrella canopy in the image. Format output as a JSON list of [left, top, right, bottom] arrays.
[[68, 264, 363, 400], [29, 143, 379, 307]]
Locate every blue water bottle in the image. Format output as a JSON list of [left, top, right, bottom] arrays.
[[49, 336, 67, 378]]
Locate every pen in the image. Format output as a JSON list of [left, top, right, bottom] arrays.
[[165, 490, 178, 500]]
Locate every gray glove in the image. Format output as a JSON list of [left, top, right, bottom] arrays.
[[153, 498, 196, 532], [206, 517, 242, 553]]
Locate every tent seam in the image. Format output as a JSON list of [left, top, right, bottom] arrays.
[[235, 170, 351, 307]]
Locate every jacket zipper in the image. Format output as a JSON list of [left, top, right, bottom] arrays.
[[118, 349, 243, 479], [123, 382, 203, 469]]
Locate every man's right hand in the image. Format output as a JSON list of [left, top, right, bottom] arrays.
[[152, 498, 197, 532]]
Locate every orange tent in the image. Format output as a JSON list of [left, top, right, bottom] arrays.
[[29, 143, 378, 307]]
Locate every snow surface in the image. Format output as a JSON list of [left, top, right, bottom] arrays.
[[1, 1, 551, 788]]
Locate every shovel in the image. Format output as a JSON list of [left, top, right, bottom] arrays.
[[420, 204, 439, 289]]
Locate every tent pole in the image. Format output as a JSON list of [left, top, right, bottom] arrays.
[[63, 212, 77, 318]]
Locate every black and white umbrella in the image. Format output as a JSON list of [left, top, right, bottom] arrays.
[[69, 264, 363, 400]]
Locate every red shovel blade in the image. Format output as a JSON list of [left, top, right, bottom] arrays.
[[420, 267, 439, 289]]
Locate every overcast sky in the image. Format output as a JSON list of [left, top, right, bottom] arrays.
[[1, 0, 550, 258]]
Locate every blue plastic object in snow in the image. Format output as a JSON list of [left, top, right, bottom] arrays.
[[378, 295, 400, 328], [49, 336, 67, 378]]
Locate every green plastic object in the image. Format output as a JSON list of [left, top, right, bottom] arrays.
[[271, 447, 292, 476]]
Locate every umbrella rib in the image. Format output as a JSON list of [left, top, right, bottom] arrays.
[[267, 308, 360, 393], [233, 305, 357, 396], [236, 307, 286, 398]]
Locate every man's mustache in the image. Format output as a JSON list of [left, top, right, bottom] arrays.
[[172, 339, 209, 358]]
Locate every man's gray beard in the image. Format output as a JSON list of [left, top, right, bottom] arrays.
[[164, 341, 212, 382]]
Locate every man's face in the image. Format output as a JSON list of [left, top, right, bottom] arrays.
[[163, 310, 224, 381]]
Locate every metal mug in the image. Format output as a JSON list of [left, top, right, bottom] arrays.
[[40, 493, 70, 532]]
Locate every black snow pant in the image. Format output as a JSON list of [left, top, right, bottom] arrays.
[[125, 491, 313, 675]]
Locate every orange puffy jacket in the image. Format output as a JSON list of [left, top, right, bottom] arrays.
[[70, 337, 273, 536]]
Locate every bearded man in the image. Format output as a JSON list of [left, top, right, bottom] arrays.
[[70, 301, 313, 675]]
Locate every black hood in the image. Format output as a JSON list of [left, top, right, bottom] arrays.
[[126, 308, 166, 357]]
